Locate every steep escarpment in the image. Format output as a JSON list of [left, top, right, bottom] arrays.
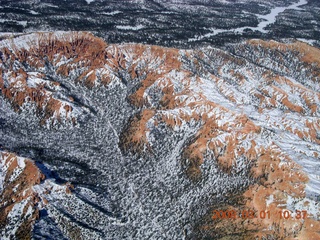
[[0, 151, 44, 239], [0, 32, 108, 127], [0, 150, 108, 240], [0, 32, 319, 239]]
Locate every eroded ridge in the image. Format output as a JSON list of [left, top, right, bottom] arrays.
[[0, 32, 320, 239]]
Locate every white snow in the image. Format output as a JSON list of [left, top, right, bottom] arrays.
[[0, 154, 6, 194], [29, 10, 40, 15], [43, 3, 58, 8], [2, 199, 29, 238], [188, 0, 308, 41], [27, 73, 46, 88], [286, 195, 320, 219], [256, 0, 307, 33], [0, 153, 26, 183], [116, 25, 145, 31], [0, 33, 37, 51], [9, 167, 24, 183], [16, 157, 26, 169], [102, 11, 122, 16], [0, 32, 18, 37], [17, 21, 28, 27], [297, 38, 316, 46], [198, 77, 237, 110], [12, 184, 20, 193], [85, 0, 95, 4], [25, 205, 33, 217]]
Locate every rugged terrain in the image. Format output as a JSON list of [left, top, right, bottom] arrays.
[[0, 0, 319, 47], [0, 31, 319, 239]]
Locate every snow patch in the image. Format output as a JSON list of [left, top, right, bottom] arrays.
[[297, 38, 316, 46], [16, 157, 26, 169], [17, 21, 28, 27], [29, 10, 40, 15], [116, 25, 145, 31], [102, 11, 122, 15], [85, 0, 95, 4]]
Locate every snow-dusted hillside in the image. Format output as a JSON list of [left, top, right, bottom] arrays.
[[0, 32, 320, 239]]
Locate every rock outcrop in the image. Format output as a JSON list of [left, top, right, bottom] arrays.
[[0, 32, 319, 239]]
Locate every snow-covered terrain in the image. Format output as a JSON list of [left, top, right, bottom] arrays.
[[0, 32, 320, 239], [189, 0, 308, 41], [0, 0, 319, 48]]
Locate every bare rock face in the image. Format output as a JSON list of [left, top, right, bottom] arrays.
[[0, 32, 320, 239]]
